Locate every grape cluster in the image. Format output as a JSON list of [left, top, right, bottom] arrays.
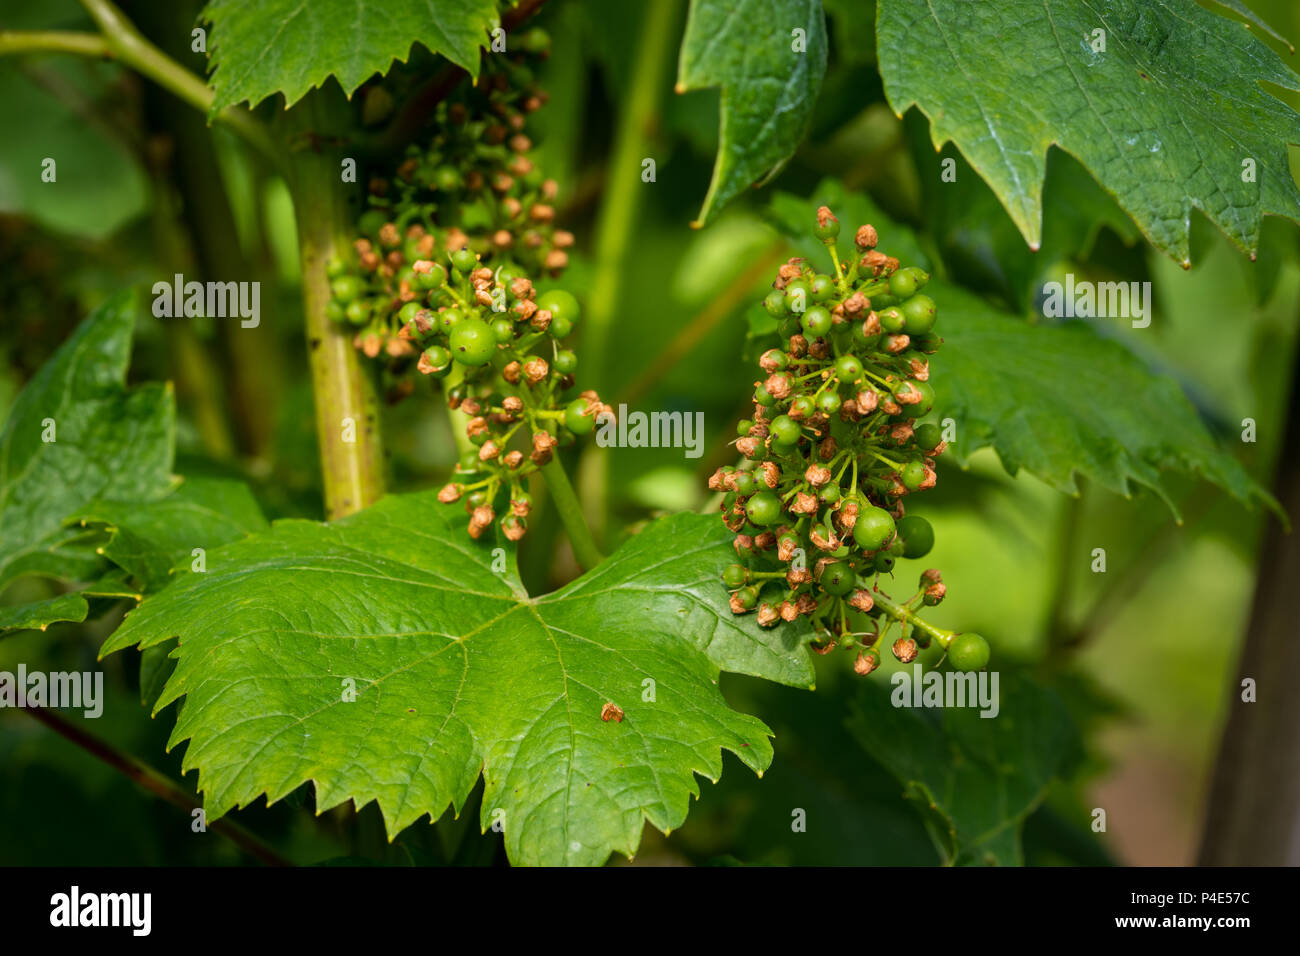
[[327, 27, 612, 544], [713, 207, 989, 674], [326, 28, 571, 368]]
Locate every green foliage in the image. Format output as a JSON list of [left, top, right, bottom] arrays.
[[202, 0, 498, 110], [101, 504, 812, 866], [768, 182, 1276, 519], [932, 286, 1280, 520], [677, 0, 828, 225], [848, 671, 1080, 865], [0, 292, 174, 600], [876, 0, 1300, 261], [70, 477, 268, 591]]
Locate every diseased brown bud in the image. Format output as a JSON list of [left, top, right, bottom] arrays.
[[513, 299, 538, 322], [780, 601, 799, 622], [862, 312, 882, 338], [554, 230, 575, 249], [924, 581, 947, 606], [529, 203, 554, 223], [839, 400, 861, 422], [848, 589, 875, 613], [478, 441, 500, 462], [754, 531, 777, 551], [809, 526, 840, 551], [492, 229, 514, 249], [544, 250, 569, 272], [460, 398, 483, 417], [796, 593, 818, 616], [503, 450, 524, 469], [837, 499, 859, 532], [909, 358, 930, 381], [805, 464, 831, 487], [530, 430, 557, 465], [818, 437, 838, 461], [438, 483, 462, 503], [811, 639, 837, 656], [385, 337, 411, 357], [890, 422, 914, 444], [791, 492, 818, 515], [529, 308, 553, 334], [466, 416, 490, 440], [919, 466, 938, 491], [921, 568, 943, 584], [892, 637, 919, 663], [855, 224, 879, 249], [759, 349, 786, 373], [378, 222, 401, 248], [881, 398, 902, 416], [492, 173, 514, 193], [729, 593, 754, 615], [757, 603, 780, 627], [522, 356, 549, 385], [853, 651, 880, 676], [760, 461, 780, 488], [778, 535, 798, 563], [883, 334, 911, 355], [778, 258, 805, 282], [511, 496, 532, 518], [500, 396, 524, 417], [500, 361, 522, 386], [764, 373, 792, 401], [843, 292, 868, 315], [788, 334, 808, 358], [708, 468, 727, 491], [733, 534, 755, 557], [501, 516, 527, 542], [510, 277, 535, 301], [736, 435, 760, 458], [808, 339, 830, 360], [600, 701, 625, 723], [787, 568, 812, 587]]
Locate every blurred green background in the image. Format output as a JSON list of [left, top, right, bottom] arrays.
[[1, 0, 1297, 866]]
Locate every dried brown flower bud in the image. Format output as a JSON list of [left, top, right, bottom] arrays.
[[759, 349, 786, 373], [437, 483, 462, 503], [805, 464, 831, 487], [855, 224, 878, 249], [760, 461, 780, 488], [756, 603, 780, 628], [522, 356, 549, 385], [848, 589, 875, 613], [478, 441, 500, 462], [600, 701, 624, 723], [791, 492, 818, 515], [530, 308, 553, 333], [892, 637, 918, 663], [843, 292, 868, 315], [853, 651, 879, 676]]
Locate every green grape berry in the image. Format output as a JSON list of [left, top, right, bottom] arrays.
[[873, 552, 896, 574], [451, 248, 479, 274], [895, 514, 934, 559], [416, 263, 448, 290], [764, 289, 789, 317], [422, 344, 452, 374], [888, 267, 929, 299], [553, 349, 578, 374], [784, 278, 811, 311], [801, 305, 833, 337], [948, 632, 990, 671], [878, 306, 906, 335], [901, 460, 927, 491], [790, 395, 816, 419], [330, 275, 365, 304], [901, 294, 937, 335], [732, 471, 757, 495], [901, 381, 935, 419], [853, 506, 896, 552], [449, 318, 495, 365], [835, 355, 863, 383], [913, 422, 942, 450], [491, 317, 516, 344], [745, 490, 782, 526], [565, 398, 597, 435], [770, 415, 802, 446], [817, 391, 842, 416], [810, 274, 836, 302], [723, 564, 748, 589], [537, 289, 581, 326], [821, 562, 856, 596], [345, 300, 371, 325]]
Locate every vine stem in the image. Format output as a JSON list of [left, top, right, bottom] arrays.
[[285, 91, 387, 520], [870, 592, 955, 648], [0, 0, 280, 168], [22, 706, 291, 867], [541, 458, 604, 570]]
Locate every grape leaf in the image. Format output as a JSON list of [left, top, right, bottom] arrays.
[[767, 184, 1278, 519], [876, 0, 1300, 262], [847, 670, 1080, 866], [202, 0, 499, 111], [100, 500, 812, 866], [0, 592, 89, 633], [0, 290, 174, 595], [930, 282, 1281, 521], [70, 477, 269, 592], [677, 0, 828, 226]]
